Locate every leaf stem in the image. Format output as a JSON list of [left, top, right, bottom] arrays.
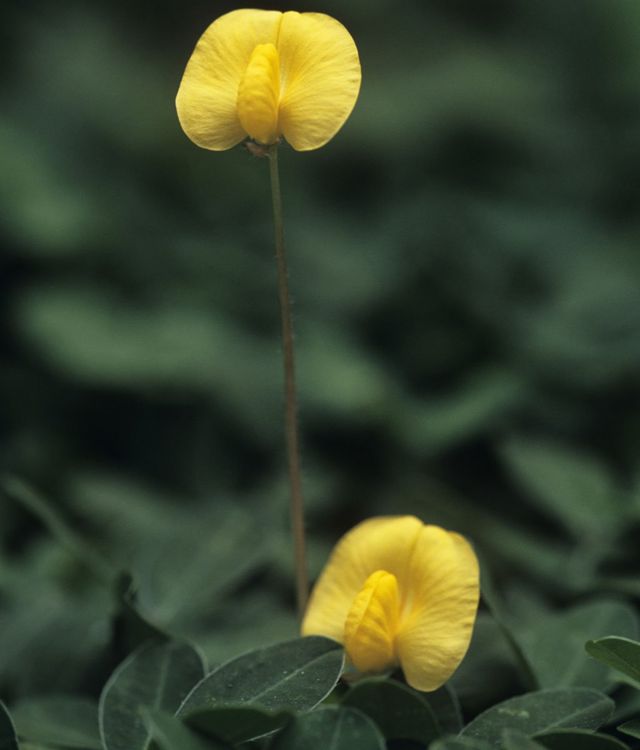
[[268, 144, 309, 620]]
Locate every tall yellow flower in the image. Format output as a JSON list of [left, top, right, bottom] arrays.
[[302, 516, 480, 691], [176, 9, 361, 152]]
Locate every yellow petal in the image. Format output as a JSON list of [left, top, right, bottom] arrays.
[[176, 9, 282, 151], [237, 43, 281, 145], [301, 516, 423, 643], [277, 12, 361, 151], [396, 527, 480, 691], [344, 570, 401, 673]]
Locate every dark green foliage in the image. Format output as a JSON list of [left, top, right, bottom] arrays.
[[2, 0, 640, 749]]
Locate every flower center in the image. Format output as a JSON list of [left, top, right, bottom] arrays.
[[343, 569, 401, 674], [237, 43, 281, 145]]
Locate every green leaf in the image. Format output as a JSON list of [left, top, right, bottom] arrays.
[[521, 600, 638, 690], [342, 677, 440, 744], [618, 719, 640, 739], [143, 710, 230, 750], [460, 689, 614, 747], [268, 706, 385, 750], [11, 695, 100, 749], [424, 685, 463, 735], [99, 640, 205, 750], [429, 738, 492, 750], [178, 637, 343, 715], [535, 729, 630, 749], [501, 729, 546, 749], [586, 638, 640, 684], [0, 702, 19, 750], [184, 706, 291, 744]]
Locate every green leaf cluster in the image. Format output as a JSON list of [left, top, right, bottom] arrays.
[[6, 628, 640, 750]]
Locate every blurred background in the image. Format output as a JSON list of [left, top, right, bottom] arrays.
[[2, 0, 640, 718]]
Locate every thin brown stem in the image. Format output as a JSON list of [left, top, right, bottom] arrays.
[[268, 144, 308, 620]]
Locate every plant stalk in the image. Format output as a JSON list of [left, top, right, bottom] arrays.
[[268, 144, 308, 620]]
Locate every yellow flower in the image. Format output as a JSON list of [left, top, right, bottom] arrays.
[[175, 9, 361, 152], [302, 516, 480, 691]]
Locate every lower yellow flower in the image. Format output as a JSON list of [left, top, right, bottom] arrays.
[[176, 9, 361, 152], [302, 516, 480, 691]]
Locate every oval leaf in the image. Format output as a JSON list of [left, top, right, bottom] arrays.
[[460, 688, 614, 747], [536, 729, 630, 749], [586, 637, 640, 684], [342, 678, 440, 744], [178, 636, 343, 715], [269, 706, 385, 750], [99, 640, 205, 750], [144, 710, 230, 750], [184, 705, 291, 744], [11, 695, 100, 749], [0, 702, 19, 750]]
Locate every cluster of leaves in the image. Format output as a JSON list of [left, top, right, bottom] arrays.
[[3, 624, 640, 749], [1, 474, 640, 750], [2, 471, 640, 750]]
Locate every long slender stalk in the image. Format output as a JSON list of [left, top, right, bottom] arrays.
[[268, 144, 308, 619]]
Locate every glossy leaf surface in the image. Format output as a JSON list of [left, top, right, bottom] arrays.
[[178, 637, 343, 715]]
